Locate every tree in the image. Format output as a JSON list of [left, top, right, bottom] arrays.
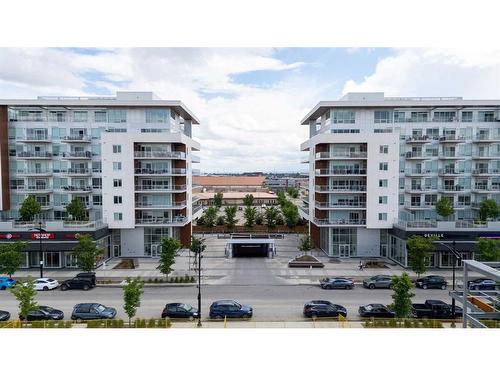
[[475, 237, 500, 261], [216, 216, 225, 226], [479, 199, 499, 221], [157, 237, 181, 276], [66, 197, 88, 221], [407, 235, 436, 277], [265, 206, 279, 229], [282, 201, 300, 228], [435, 197, 454, 219], [190, 236, 206, 269], [287, 187, 299, 198], [203, 206, 218, 228], [213, 192, 224, 208], [10, 277, 37, 322], [244, 206, 257, 227], [389, 273, 415, 318], [243, 194, 254, 207], [276, 213, 285, 226], [72, 234, 103, 272], [19, 195, 41, 222], [123, 277, 144, 326], [255, 212, 264, 225], [298, 235, 314, 255], [277, 191, 287, 207], [0, 242, 26, 278], [224, 206, 237, 230]]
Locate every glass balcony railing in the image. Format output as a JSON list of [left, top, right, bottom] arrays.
[[315, 151, 367, 159], [61, 135, 91, 142], [16, 151, 52, 158], [315, 185, 366, 192], [315, 168, 367, 175], [135, 201, 186, 208], [135, 184, 187, 191], [315, 201, 366, 208], [313, 218, 366, 226], [134, 168, 187, 175], [135, 216, 188, 225], [134, 151, 186, 159], [62, 151, 92, 158]]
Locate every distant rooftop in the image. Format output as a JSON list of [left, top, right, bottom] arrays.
[[193, 175, 265, 187]]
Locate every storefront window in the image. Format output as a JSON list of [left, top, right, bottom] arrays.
[[65, 253, 79, 268], [44, 252, 61, 268]]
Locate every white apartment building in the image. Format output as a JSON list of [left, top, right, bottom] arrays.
[[0, 92, 200, 268], [301, 92, 500, 268]]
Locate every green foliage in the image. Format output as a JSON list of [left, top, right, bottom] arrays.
[[276, 214, 285, 226], [287, 187, 299, 198], [157, 237, 181, 276], [224, 206, 237, 229], [213, 192, 224, 208], [243, 194, 254, 207], [66, 198, 88, 221], [363, 318, 442, 328], [123, 277, 144, 325], [277, 191, 287, 207], [216, 215, 225, 226], [0, 242, 26, 277], [479, 199, 499, 221], [255, 212, 264, 225], [244, 206, 257, 227], [10, 278, 37, 321], [475, 237, 500, 261], [189, 236, 206, 254], [435, 197, 454, 219], [281, 201, 300, 228], [87, 319, 124, 328], [19, 195, 41, 221], [389, 273, 415, 318], [265, 206, 279, 229], [298, 235, 314, 254], [203, 206, 218, 228], [196, 215, 205, 226], [407, 235, 436, 277], [72, 234, 103, 272]]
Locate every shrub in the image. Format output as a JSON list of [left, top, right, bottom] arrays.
[[148, 318, 156, 328]]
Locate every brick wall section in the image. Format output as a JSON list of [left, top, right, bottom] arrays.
[[310, 223, 321, 248], [180, 223, 192, 247]]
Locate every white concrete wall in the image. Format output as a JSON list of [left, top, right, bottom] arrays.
[[120, 227, 145, 257], [356, 228, 381, 257]]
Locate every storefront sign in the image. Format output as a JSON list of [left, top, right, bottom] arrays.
[[64, 233, 82, 239], [31, 232, 55, 240], [0, 233, 21, 239], [423, 233, 444, 238]]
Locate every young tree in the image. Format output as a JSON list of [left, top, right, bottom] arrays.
[[224, 206, 237, 230], [475, 237, 500, 261], [157, 237, 181, 276], [123, 277, 144, 326], [72, 234, 103, 272], [298, 235, 314, 255], [216, 215, 225, 226], [244, 206, 257, 227], [10, 278, 37, 322], [407, 235, 436, 277], [243, 194, 254, 207], [282, 201, 300, 228], [276, 213, 285, 226], [479, 199, 499, 221], [190, 236, 206, 269], [255, 212, 264, 225], [0, 242, 26, 278], [265, 206, 279, 229], [203, 206, 218, 228], [277, 191, 287, 207], [66, 198, 88, 221], [435, 197, 454, 219], [19, 195, 41, 222], [389, 273, 415, 318], [213, 192, 224, 208], [287, 187, 299, 198]]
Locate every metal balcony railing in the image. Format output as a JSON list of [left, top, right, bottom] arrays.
[[472, 169, 498, 175], [23, 134, 50, 141], [134, 151, 186, 159], [62, 151, 92, 158], [134, 168, 187, 175], [315, 185, 367, 192], [135, 201, 187, 208], [315, 151, 367, 159], [315, 201, 366, 208], [60, 185, 92, 191], [135, 216, 188, 225], [66, 168, 91, 174], [16, 169, 52, 175], [16, 151, 52, 158], [135, 184, 187, 191]]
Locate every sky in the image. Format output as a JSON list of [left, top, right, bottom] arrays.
[[2, 47, 500, 173]]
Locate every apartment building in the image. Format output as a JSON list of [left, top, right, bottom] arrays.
[[0, 92, 200, 268], [301, 92, 500, 268]]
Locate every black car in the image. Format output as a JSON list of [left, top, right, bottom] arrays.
[[24, 306, 64, 321], [415, 275, 447, 290], [468, 278, 499, 290], [303, 300, 347, 319], [0, 310, 10, 321], [60, 277, 94, 291], [76, 272, 96, 287], [71, 303, 117, 321], [320, 278, 354, 290], [209, 300, 253, 319], [358, 304, 396, 318], [161, 303, 199, 320]]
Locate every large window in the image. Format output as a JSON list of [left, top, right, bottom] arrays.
[[433, 111, 456, 122], [374, 110, 392, 123], [73, 111, 88, 122], [410, 112, 428, 122], [332, 111, 355, 124], [146, 109, 169, 123], [478, 111, 495, 122], [108, 109, 127, 123], [144, 227, 172, 256], [330, 228, 357, 257], [95, 111, 107, 123], [461, 111, 473, 122]]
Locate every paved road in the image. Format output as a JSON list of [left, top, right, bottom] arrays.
[[0, 284, 452, 321]]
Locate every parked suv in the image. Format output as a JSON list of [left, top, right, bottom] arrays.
[[76, 272, 96, 287], [0, 277, 15, 290], [303, 300, 347, 319], [415, 275, 447, 290], [209, 300, 253, 319], [60, 277, 94, 291], [468, 278, 499, 290], [71, 303, 116, 321], [363, 275, 392, 289], [161, 303, 199, 320]]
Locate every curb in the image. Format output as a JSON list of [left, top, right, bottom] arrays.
[[97, 283, 197, 288]]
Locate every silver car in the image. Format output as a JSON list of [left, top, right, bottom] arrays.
[[363, 275, 392, 289]]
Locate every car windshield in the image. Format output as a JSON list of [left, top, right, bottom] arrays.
[[47, 279, 55, 282], [180, 304, 192, 311], [96, 305, 106, 312], [41, 306, 54, 312]]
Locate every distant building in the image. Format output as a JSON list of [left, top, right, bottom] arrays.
[[264, 176, 301, 192], [193, 175, 265, 192], [198, 191, 277, 206]]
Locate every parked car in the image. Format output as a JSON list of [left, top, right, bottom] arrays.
[[0, 310, 10, 321], [363, 275, 392, 289], [412, 300, 463, 319], [60, 277, 94, 291], [209, 300, 253, 319], [303, 300, 347, 319], [0, 277, 15, 290], [71, 303, 117, 321], [358, 304, 395, 318], [468, 278, 499, 291], [161, 303, 199, 320], [415, 275, 447, 290], [76, 272, 96, 287], [320, 277, 354, 290], [24, 306, 64, 321], [29, 278, 60, 291]]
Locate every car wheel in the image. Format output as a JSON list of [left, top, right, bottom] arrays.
[[43, 286, 48, 291], [83, 284, 90, 291], [215, 315, 223, 320], [441, 284, 447, 290], [242, 314, 249, 319], [369, 284, 376, 290], [188, 316, 194, 321], [422, 285, 428, 290], [60, 284, 67, 291]]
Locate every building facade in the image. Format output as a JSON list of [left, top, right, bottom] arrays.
[[301, 92, 500, 268], [0, 92, 200, 268]]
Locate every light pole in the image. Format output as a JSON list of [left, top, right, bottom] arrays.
[[435, 240, 461, 318], [197, 248, 202, 327], [31, 221, 47, 278]]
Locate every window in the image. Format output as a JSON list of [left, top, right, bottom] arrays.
[[48, 111, 66, 122], [114, 212, 123, 221], [108, 109, 127, 123], [378, 213, 388, 221], [478, 111, 495, 122], [374, 111, 392, 123], [379, 179, 388, 187], [114, 196, 122, 204], [332, 129, 360, 134], [113, 179, 122, 187], [379, 145, 389, 154], [332, 111, 355, 124], [106, 128, 127, 133], [433, 111, 456, 122], [113, 162, 122, 171], [146, 109, 169, 123], [374, 128, 393, 133], [141, 128, 168, 133], [94, 111, 107, 123], [112, 145, 122, 154], [379, 162, 388, 171], [73, 111, 88, 122], [410, 112, 428, 122], [393, 111, 406, 123], [461, 111, 473, 122], [92, 195, 102, 206], [379, 196, 388, 204]]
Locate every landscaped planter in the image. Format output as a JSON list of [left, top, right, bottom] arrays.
[[288, 254, 325, 268]]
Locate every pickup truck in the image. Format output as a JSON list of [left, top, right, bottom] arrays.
[[412, 300, 463, 319]]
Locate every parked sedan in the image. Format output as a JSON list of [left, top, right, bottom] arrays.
[[415, 275, 447, 290], [71, 303, 117, 321], [161, 303, 199, 320], [0, 277, 15, 290], [30, 278, 60, 291], [358, 304, 396, 318], [60, 277, 93, 291], [0, 310, 10, 321], [363, 275, 392, 289], [468, 278, 499, 290], [24, 306, 64, 321], [320, 278, 354, 290], [209, 300, 253, 319], [303, 300, 347, 319]]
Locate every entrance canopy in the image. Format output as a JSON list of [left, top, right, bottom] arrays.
[[225, 238, 275, 258]]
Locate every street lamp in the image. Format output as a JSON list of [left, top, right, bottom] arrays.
[[435, 240, 462, 318], [191, 237, 206, 328], [30, 221, 46, 278]]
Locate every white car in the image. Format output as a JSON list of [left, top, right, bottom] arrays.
[[33, 278, 60, 291]]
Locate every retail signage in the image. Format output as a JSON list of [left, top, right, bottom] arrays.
[[31, 232, 55, 240], [0, 233, 21, 239], [64, 233, 82, 239]]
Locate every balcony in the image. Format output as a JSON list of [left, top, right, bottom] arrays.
[[472, 152, 500, 159], [405, 185, 437, 193], [438, 151, 462, 159], [135, 216, 188, 226], [313, 218, 366, 226], [14, 185, 52, 193], [64, 168, 92, 176], [134, 151, 186, 159], [315, 185, 366, 193], [315, 151, 367, 159], [472, 169, 498, 176], [301, 155, 309, 164], [135, 184, 187, 192], [191, 154, 201, 163], [61, 135, 91, 143], [397, 220, 437, 228], [406, 136, 429, 143], [473, 134, 495, 143], [315, 168, 366, 176], [16, 151, 52, 159], [405, 169, 432, 176], [135, 200, 187, 209], [438, 168, 460, 176], [315, 201, 366, 209], [62, 151, 92, 159], [405, 151, 426, 159], [438, 185, 468, 193], [15, 168, 52, 176], [405, 202, 436, 209], [19, 135, 51, 143], [134, 168, 187, 176], [60, 185, 92, 193], [439, 135, 465, 143]]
